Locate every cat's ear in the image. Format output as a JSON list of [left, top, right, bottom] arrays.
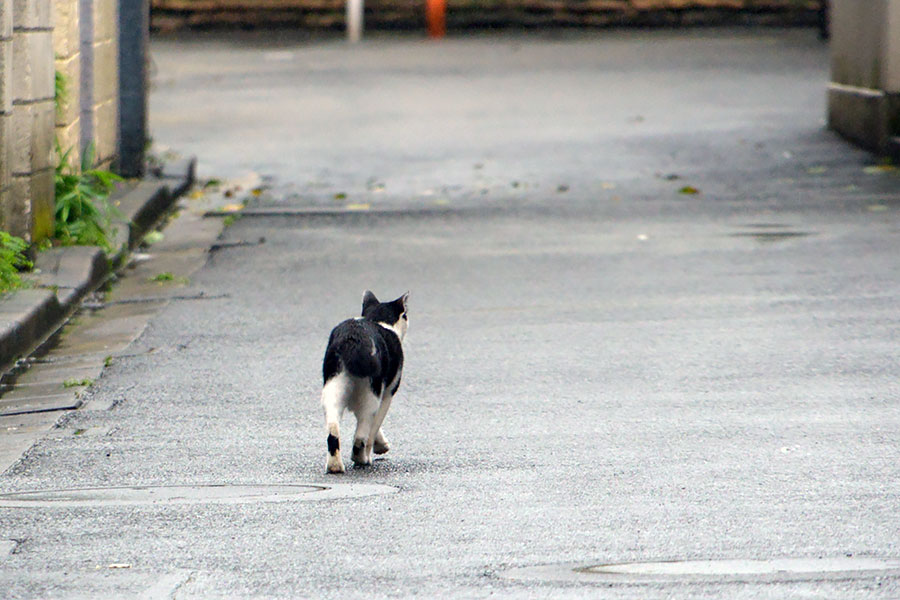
[[394, 292, 409, 313], [362, 290, 379, 315]]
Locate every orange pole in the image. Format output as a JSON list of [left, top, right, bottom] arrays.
[[426, 0, 446, 39]]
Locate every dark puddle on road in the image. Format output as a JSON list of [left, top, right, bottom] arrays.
[[729, 223, 815, 244]]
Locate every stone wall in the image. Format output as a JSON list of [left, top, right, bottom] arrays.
[[7, 0, 55, 242], [91, 0, 117, 167], [827, 0, 900, 153], [151, 0, 820, 31], [55, 0, 81, 168], [0, 0, 119, 242], [81, 0, 118, 169], [0, 0, 12, 236]]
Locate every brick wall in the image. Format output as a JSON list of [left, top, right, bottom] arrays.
[[151, 0, 819, 31]]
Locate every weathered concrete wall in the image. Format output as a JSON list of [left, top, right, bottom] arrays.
[[828, 0, 900, 153], [8, 0, 55, 242], [1, 0, 12, 235], [91, 0, 117, 167], [1, 0, 120, 242], [81, 0, 118, 168], [150, 0, 820, 31]]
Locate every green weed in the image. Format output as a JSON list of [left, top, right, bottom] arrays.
[[149, 272, 189, 284], [54, 143, 124, 252], [0, 231, 33, 294], [63, 378, 93, 388], [55, 70, 68, 115]]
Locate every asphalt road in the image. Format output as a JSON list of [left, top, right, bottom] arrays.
[[1, 29, 899, 598]]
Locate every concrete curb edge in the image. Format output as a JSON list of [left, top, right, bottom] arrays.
[[0, 157, 196, 374]]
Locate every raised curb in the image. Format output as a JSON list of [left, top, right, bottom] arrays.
[[0, 158, 195, 373], [111, 181, 173, 258], [0, 290, 64, 372], [29, 247, 110, 308]]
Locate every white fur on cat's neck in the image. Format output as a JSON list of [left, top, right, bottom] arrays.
[[378, 320, 406, 342], [354, 316, 407, 341]]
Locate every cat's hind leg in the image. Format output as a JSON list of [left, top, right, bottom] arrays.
[[322, 374, 349, 474], [373, 429, 390, 455], [367, 391, 393, 458], [351, 384, 380, 466]]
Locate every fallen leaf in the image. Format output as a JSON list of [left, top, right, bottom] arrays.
[[863, 165, 897, 174], [678, 185, 700, 195], [334, 192, 347, 200], [188, 189, 204, 200], [220, 203, 245, 213], [345, 203, 370, 211], [143, 231, 164, 245], [601, 182, 616, 190], [251, 188, 264, 196]]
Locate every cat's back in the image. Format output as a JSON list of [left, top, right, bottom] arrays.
[[328, 317, 371, 346]]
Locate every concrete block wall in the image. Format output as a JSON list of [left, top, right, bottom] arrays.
[[1, 0, 12, 235], [54, 0, 81, 168], [0, 0, 121, 243], [827, 0, 900, 153], [81, 0, 118, 169], [7, 0, 55, 242]]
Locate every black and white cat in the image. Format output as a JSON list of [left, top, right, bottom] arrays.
[[321, 291, 408, 473]]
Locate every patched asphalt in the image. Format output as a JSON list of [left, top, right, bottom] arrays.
[[0, 30, 898, 599]]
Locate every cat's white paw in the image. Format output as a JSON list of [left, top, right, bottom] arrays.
[[373, 439, 390, 455], [326, 454, 345, 474], [351, 439, 372, 465]]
